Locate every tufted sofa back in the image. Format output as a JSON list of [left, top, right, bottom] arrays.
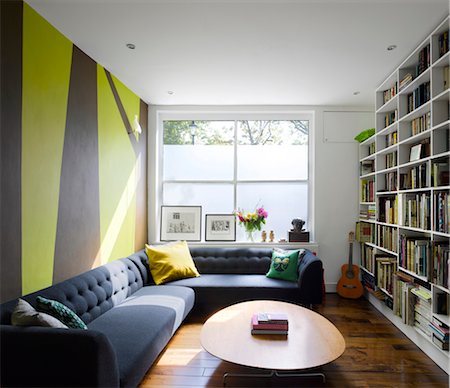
[[0, 250, 151, 325], [189, 247, 273, 274]]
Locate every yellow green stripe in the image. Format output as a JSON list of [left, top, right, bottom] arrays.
[[21, 3, 72, 294]]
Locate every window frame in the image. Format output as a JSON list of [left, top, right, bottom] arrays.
[[151, 110, 315, 244]]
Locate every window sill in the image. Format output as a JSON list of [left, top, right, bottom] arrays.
[[151, 241, 319, 252]]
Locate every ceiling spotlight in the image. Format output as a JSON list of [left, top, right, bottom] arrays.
[[353, 91, 360, 95], [167, 91, 174, 95], [387, 45, 397, 51], [126, 43, 136, 50]]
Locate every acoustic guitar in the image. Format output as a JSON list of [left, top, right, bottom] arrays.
[[336, 231, 364, 299]]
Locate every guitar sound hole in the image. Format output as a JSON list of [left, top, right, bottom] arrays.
[[346, 271, 354, 279]]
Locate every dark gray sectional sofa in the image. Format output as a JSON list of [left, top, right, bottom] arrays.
[[0, 246, 323, 387]]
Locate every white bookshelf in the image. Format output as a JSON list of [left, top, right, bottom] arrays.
[[358, 16, 450, 373]]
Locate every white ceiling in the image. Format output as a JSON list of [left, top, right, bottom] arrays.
[[27, 0, 449, 107]]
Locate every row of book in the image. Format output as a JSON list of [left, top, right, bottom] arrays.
[[382, 83, 398, 105], [399, 236, 430, 278], [392, 273, 449, 351], [384, 171, 397, 192], [361, 179, 375, 202], [378, 196, 398, 225], [400, 163, 428, 190], [361, 244, 375, 274], [356, 221, 375, 244], [416, 44, 430, 76], [251, 313, 288, 335], [360, 160, 374, 176], [432, 161, 449, 187], [432, 242, 450, 288], [399, 193, 431, 230], [411, 112, 431, 136], [400, 73, 413, 90], [386, 131, 398, 147], [407, 82, 430, 113], [367, 142, 376, 156], [377, 225, 398, 253], [444, 66, 449, 90], [438, 30, 449, 58], [359, 204, 376, 221], [434, 191, 449, 233], [385, 151, 397, 169], [384, 110, 397, 128], [376, 256, 397, 295]]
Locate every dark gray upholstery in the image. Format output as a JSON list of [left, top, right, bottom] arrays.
[[0, 251, 193, 388], [164, 247, 323, 317]]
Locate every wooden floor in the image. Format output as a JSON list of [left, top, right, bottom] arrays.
[[140, 294, 449, 387]]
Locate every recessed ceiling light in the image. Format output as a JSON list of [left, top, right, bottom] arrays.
[[126, 43, 136, 50], [387, 45, 397, 51], [167, 91, 174, 95], [353, 91, 360, 95]]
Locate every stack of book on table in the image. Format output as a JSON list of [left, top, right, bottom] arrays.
[[251, 313, 288, 335]]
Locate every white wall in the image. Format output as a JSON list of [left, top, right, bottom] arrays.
[[147, 105, 374, 292]]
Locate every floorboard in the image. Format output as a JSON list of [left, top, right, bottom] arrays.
[[140, 294, 449, 387]]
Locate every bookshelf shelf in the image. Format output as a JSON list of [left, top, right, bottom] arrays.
[[358, 15, 449, 373]]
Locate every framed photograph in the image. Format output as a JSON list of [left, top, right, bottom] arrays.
[[409, 144, 422, 162], [205, 214, 236, 241], [160, 206, 202, 241]]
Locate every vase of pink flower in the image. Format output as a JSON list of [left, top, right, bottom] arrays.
[[235, 206, 268, 242]]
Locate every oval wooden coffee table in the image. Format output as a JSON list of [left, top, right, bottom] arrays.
[[200, 300, 345, 385]]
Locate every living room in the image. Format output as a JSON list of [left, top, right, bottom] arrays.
[[1, 0, 449, 387]]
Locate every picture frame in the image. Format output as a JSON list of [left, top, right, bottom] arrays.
[[160, 206, 202, 241], [205, 214, 236, 242], [409, 144, 422, 162]]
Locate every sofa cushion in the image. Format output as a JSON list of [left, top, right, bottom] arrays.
[[11, 299, 68, 329], [266, 250, 300, 282], [146, 241, 200, 285], [36, 296, 87, 329], [88, 296, 178, 387]]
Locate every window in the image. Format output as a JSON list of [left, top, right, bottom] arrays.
[[158, 115, 312, 242]]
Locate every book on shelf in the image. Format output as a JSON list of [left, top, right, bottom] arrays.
[[400, 163, 428, 190], [407, 82, 430, 113], [383, 83, 397, 105], [432, 334, 449, 350], [384, 110, 397, 128], [432, 241, 450, 288], [399, 235, 431, 278], [398, 192, 431, 230], [444, 66, 450, 90], [434, 191, 449, 233], [361, 244, 374, 273], [439, 30, 449, 58], [416, 44, 430, 76], [386, 131, 398, 147], [377, 225, 398, 253], [400, 73, 413, 90], [376, 256, 397, 295], [360, 179, 375, 202], [432, 162, 450, 187], [356, 221, 374, 243], [428, 317, 449, 343], [411, 112, 431, 136], [360, 160, 374, 175]]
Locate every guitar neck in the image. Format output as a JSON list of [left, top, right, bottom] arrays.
[[348, 242, 353, 267]]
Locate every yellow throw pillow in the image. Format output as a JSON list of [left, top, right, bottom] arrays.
[[145, 241, 200, 285]]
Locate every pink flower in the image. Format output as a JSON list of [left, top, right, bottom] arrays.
[[238, 215, 245, 222], [257, 207, 268, 219]]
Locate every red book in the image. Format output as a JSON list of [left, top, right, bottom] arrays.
[[251, 314, 288, 331]]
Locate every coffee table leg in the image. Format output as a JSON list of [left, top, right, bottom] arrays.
[[223, 369, 325, 386]]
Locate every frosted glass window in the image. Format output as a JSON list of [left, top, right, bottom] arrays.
[[163, 183, 234, 214], [236, 182, 308, 241], [237, 120, 308, 180], [163, 121, 234, 180]]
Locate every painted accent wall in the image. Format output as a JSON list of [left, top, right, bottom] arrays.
[[0, 1, 148, 302]]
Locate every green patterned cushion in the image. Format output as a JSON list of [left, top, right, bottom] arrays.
[[36, 296, 87, 330], [266, 250, 300, 282]]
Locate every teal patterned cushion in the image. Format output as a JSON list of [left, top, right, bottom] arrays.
[[36, 296, 87, 330]]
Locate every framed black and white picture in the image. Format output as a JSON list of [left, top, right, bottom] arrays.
[[205, 214, 236, 241], [409, 144, 422, 162], [160, 206, 202, 241]]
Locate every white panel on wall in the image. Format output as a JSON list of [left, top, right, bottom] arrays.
[[323, 111, 373, 143]]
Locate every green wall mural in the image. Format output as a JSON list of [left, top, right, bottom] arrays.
[[0, 0, 148, 302]]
